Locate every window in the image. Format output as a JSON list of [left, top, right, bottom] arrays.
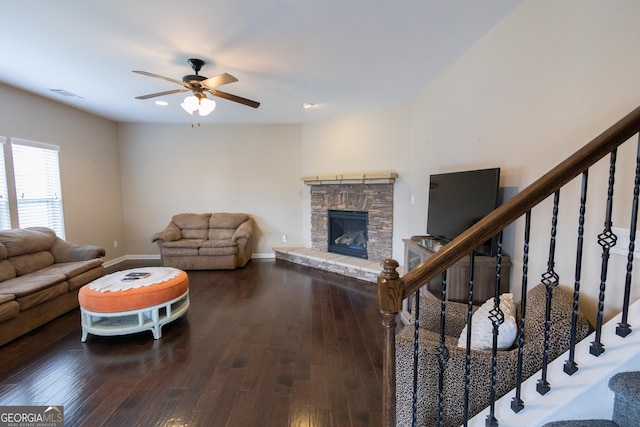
[[10, 139, 65, 238], [0, 138, 10, 230]]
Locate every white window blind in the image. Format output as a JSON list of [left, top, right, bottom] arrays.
[[11, 139, 65, 239], [0, 138, 10, 230]]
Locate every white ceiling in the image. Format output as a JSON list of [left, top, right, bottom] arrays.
[[1, 1, 523, 124]]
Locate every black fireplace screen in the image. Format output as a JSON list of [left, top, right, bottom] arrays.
[[328, 210, 368, 259]]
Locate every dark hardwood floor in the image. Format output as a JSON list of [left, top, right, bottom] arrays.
[[0, 259, 384, 427]]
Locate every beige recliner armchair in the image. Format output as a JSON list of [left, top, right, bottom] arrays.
[[152, 213, 253, 270]]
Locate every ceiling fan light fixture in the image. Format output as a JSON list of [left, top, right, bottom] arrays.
[[181, 94, 216, 116], [180, 95, 200, 114], [198, 98, 216, 116]]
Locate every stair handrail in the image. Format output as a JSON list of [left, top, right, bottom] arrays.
[[378, 103, 640, 427]]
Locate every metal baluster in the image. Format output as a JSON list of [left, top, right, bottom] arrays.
[[511, 211, 531, 413], [436, 270, 449, 427], [565, 170, 589, 375], [411, 289, 420, 427], [538, 190, 561, 395], [592, 149, 618, 356], [618, 136, 640, 338], [486, 231, 504, 427], [463, 251, 475, 426]]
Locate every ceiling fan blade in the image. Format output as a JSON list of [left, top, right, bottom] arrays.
[[208, 89, 260, 108], [200, 73, 238, 89], [135, 89, 188, 100], [132, 70, 185, 86]]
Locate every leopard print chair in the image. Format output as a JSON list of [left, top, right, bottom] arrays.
[[395, 283, 591, 427]]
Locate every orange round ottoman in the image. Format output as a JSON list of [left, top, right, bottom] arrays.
[[79, 267, 189, 341]]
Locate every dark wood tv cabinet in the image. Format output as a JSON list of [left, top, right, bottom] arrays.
[[403, 235, 510, 307]]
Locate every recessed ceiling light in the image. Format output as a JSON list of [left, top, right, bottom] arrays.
[[302, 103, 315, 109], [155, 101, 168, 106]]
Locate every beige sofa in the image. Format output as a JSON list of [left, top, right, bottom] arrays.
[[0, 227, 105, 346], [152, 213, 253, 270]]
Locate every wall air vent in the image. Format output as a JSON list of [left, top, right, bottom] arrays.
[[48, 89, 83, 99]]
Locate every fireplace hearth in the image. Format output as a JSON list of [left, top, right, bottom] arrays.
[[328, 210, 368, 259]]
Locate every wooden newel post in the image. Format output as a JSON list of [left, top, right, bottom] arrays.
[[377, 258, 403, 427]]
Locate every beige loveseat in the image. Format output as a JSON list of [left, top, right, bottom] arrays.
[[0, 227, 105, 346], [152, 213, 253, 270]]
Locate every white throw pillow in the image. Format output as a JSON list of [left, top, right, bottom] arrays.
[[457, 293, 518, 350]]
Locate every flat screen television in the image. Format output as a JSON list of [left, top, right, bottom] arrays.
[[427, 167, 501, 255]]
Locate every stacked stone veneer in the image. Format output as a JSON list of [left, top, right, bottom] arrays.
[[310, 184, 393, 263]]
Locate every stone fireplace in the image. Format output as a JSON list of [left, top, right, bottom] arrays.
[[305, 171, 397, 263], [274, 171, 397, 283]]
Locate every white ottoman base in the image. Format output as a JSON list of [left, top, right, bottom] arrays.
[[80, 290, 189, 341]]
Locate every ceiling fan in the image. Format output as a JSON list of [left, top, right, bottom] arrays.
[[133, 58, 260, 111]]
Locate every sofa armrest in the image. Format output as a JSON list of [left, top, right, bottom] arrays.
[[50, 238, 105, 263], [232, 219, 253, 242], [152, 222, 182, 244]]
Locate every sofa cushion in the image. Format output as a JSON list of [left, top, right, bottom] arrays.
[[50, 239, 105, 263], [199, 239, 238, 256], [162, 239, 204, 256], [38, 258, 104, 279], [163, 240, 203, 249], [163, 248, 199, 257], [172, 213, 211, 240], [0, 272, 67, 297], [9, 251, 55, 276], [0, 260, 16, 282], [16, 281, 69, 311], [200, 239, 237, 248], [209, 229, 235, 240], [0, 243, 7, 260], [162, 240, 202, 257], [0, 294, 15, 304], [0, 227, 56, 257], [199, 246, 239, 256], [181, 229, 208, 239], [209, 213, 249, 229], [67, 265, 106, 291], [0, 295, 19, 323]]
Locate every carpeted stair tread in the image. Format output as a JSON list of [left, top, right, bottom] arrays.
[[609, 371, 640, 427], [609, 371, 640, 401]]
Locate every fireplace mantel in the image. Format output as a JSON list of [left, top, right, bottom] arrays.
[[302, 171, 398, 185]]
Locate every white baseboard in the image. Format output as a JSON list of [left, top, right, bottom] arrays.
[[252, 252, 276, 259], [103, 252, 275, 268]]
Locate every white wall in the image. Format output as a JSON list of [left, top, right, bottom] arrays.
[[0, 83, 125, 262], [300, 0, 640, 323], [117, 123, 302, 257]]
